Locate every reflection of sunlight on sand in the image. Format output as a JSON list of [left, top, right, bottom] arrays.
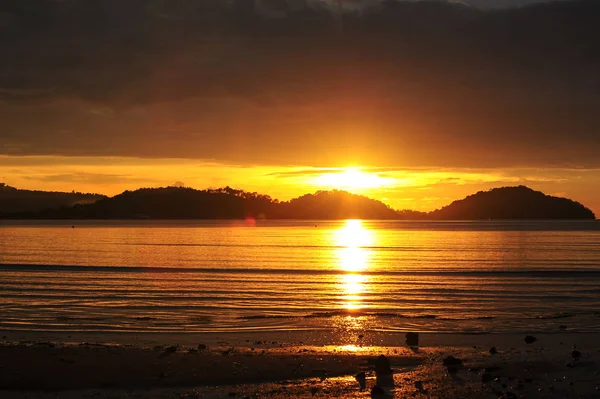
[[335, 344, 368, 352]]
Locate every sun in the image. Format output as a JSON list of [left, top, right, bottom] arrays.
[[312, 167, 393, 190]]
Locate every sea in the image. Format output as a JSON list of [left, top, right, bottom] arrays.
[[1, 220, 600, 339]]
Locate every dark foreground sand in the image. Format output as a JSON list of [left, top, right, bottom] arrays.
[[1, 332, 600, 398]]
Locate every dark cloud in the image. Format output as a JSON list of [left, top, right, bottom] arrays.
[[21, 172, 161, 185], [0, 0, 598, 167]]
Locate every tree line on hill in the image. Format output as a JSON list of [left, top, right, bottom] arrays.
[[0, 184, 595, 220], [0, 183, 106, 213]]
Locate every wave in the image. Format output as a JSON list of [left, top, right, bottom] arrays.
[[239, 310, 599, 322], [3, 263, 600, 277], [536, 313, 576, 320], [239, 311, 497, 320]]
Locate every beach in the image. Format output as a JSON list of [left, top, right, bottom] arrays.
[[2, 331, 600, 398]]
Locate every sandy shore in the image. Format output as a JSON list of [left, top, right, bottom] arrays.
[[1, 332, 599, 398]]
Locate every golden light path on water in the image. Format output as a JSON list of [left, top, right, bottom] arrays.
[[333, 220, 376, 349], [336, 219, 374, 309]]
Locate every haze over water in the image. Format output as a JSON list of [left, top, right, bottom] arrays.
[[1, 220, 600, 337]]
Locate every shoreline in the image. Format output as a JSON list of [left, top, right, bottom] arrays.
[[3, 329, 600, 348], [2, 332, 599, 398]]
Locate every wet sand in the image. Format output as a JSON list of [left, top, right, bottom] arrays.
[[1, 332, 600, 398]]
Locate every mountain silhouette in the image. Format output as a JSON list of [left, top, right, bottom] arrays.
[[278, 190, 401, 220], [0, 183, 106, 213], [429, 186, 595, 220], [0, 184, 595, 220]]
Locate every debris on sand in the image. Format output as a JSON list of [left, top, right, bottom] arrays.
[[442, 355, 463, 374], [525, 335, 537, 344], [481, 372, 493, 383], [489, 347, 498, 355], [442, 355, 463, 367], [572, 349, 582, 359], [355, 371, 367, 390], [198, 344, 207, 351], [405, 332, 419, 347], [374, 355, 392, 375], [414, 380, 426, 392], [374, 354, 394, 388], [370, 385, 385, 397]]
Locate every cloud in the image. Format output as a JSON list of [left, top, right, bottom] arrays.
[[21, 172, 161, 185], [0, 0, 598, 168]]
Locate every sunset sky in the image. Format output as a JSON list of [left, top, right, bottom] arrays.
[[1, 0, 599, 214]]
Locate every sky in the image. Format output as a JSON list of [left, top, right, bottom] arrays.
[[1, 0, 599, 215]]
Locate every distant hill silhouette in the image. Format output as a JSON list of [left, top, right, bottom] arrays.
[[24, 186, 277, 220], [278, 190, 401, 220], [0, 183, 106, 214], [429, 186, 595, 220], [0, 185, 595, 220]]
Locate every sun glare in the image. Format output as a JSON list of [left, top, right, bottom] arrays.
[[313, 167, 393, 190], [335, 219, 373, 253]]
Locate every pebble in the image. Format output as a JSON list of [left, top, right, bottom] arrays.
[[405, 332, 419, 346], [524, 335, 537, 344]]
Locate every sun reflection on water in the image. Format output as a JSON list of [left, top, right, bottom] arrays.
[[342, 274, 366, 310], [335, 220, 374, 311]]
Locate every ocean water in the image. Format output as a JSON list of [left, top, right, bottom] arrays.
[[1, 220, 600, 336]]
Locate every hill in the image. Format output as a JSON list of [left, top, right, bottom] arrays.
[[429, 186, 595, 220], [0, 185, 595, 220], [26, 186, 277, 220], [278, 190, 401, 220], [9, 187, 399, 220], [0, 183, 106, 214]]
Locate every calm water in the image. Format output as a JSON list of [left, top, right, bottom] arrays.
[[1, 220, 600, 335]]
